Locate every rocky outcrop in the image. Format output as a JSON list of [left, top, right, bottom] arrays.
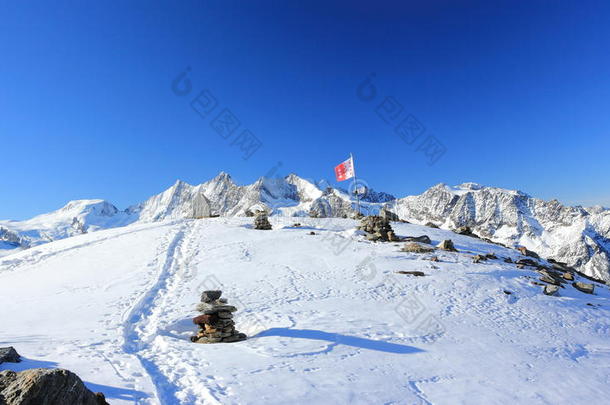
[[358, 216, 398, 242], [0, 368, 108, 405], [389, 182, 610, 282], [0, 347, 20, 364]]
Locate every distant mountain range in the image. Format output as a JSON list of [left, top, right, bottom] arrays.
[[1, 172, 608, 281]]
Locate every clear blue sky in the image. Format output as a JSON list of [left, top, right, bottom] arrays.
[[2, 0, 609, 220]]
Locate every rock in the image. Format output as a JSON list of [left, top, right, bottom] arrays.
[[308, 231, 316, 235], [200, 290, 222, 303], [573, 282, 594, 294], [516, 258, 538, 267], [562, 272, 574, 281], [544, 285, 560, 296], [379, 208, 399, 222], [0, 368, 108, 405], [424, 222, 439, 228], [253, 212, 272, 230], [403, 235, 431, 244], [454, 226, 475, 236], [504, 257, 513, 263], [537, 270, 565, 285], [395, 271, 425, 276], [516, 264, 525, 269], [539, 275, 560, 286], [359, 216, 396, 242], [430, 256, 439, 262], [485, 253, 497, 260], [472, 254, 488, 263], [503, 290, 512, 295], [192, 314, 218, 325], [292, 223, 301, 227], [0, 347, 20, 364], [202, 305, 237, 314], [517, 246, 540, 259], [222, 333, 247, 343], [436, 239, 457, 252], [401, 242, 435, 253]]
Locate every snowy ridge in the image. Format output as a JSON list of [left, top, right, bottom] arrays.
[[1, 174, 609, 281]]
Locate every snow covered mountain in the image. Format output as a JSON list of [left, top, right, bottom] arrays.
[[1, 173, 609, 282], [388, 183, 610, 282]]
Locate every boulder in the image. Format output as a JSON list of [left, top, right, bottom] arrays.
[[403, 235, 431, 244], [485, 253, 497, 260], [436, 239, 457, 252], [0, 368, 108, 405], [424, 222, 439, 228], [517, 246, 540, 259], [504, 257, 513, 263], [0, 347, 20, 364], [562, 272, 574, 281], [430, 256, 439, 262], [516, 258, 538, 267], [472, 254, 487, 264], [544, 285, 560, 296], [401, 242, 435, 254], [573, 282, 594, 294], [454, 226, 475, 236]]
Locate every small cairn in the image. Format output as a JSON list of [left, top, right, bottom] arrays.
[[254, 212, 272, 230], [191, 291, 247, 344], [358, 216, 398, 242]]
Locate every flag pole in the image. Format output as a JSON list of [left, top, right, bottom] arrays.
[[350, 152, 361, 216]]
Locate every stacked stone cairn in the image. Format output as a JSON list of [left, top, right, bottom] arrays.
[[191, 291, 247, 344], [358, 216, 399, 242], [254, 212, 272, 230]]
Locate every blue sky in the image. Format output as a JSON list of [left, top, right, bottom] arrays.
[[1, 0, 609, 219]]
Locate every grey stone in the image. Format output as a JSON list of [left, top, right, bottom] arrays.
[[0, 347, 20, 364], [403, 235, 431, 244], [424, 222, 439, 228], [544, 285, 559, 296], [200, 290, 222, 303], [437, 239, 457, 252], [0, 368, 108, 405], [401, 242, 435, 254], [573, 282, 594, 294], [395, 271, 425, 276]]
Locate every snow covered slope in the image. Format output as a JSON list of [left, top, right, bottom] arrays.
[[1, 218, 609, 404], [388, 183, 610, 282]]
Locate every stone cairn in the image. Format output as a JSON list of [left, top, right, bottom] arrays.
[[358, 216, 399, 242], [254, 212, 272, 230], [190, 291, 247, 344]]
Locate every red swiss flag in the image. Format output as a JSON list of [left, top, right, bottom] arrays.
[[334, 157, 355, 182]]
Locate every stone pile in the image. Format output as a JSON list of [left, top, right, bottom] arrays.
[[191, 290, 247, 344], [358, 216, 399, 242], [254, 212, 272, 230]]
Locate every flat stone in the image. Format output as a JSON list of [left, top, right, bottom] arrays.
[[203, 305, 237, 315], [395, 270, 425, 276], [403, 235, 431, 244], [573, 282, 594, 294], [562, 272, 574, 281], [401, 242, 435, 253], [539, 275, 560, 286]]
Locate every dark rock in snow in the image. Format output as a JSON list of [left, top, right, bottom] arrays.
[[0, 368, 108, 405], [0, 347, 20, 364], [401, 243, 435, 254], [201, 290, 222, 303], [424, 222, 439, 229], [544, 285, 560, 296], [573, 282, 594, 294], [396, 271, 425, 276], [437, 239, 457, 252]]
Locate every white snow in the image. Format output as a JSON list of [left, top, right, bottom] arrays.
[[1, 218, 610, 404]]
